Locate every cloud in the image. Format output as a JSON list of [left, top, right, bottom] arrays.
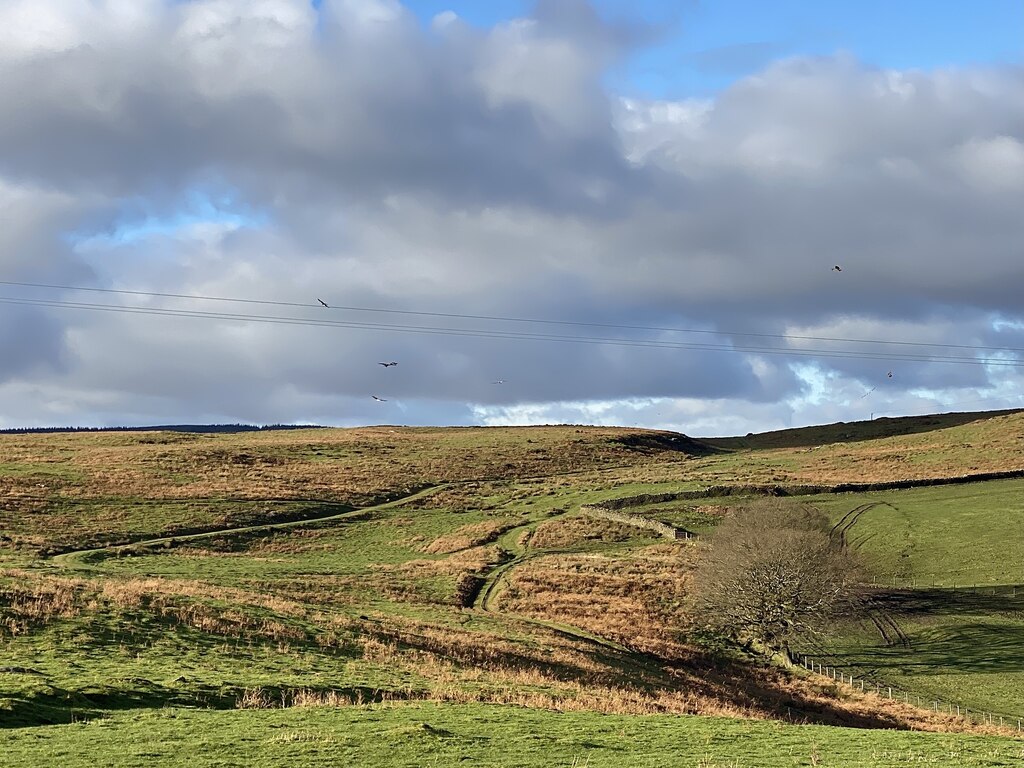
[[0, 1, 1021, 431]]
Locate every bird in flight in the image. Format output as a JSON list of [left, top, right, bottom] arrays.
[[371, 395, 387, 402], [317, 298, 329, 308], [860, 386, 876, 399], [887, 371, 893, 378], [831, 265, 842, 272], [492, 379, 505, 385], [378, 361, 398, 367]]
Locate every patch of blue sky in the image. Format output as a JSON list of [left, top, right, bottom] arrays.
[[786, 362, 834, 407], [68, 188, 268, 251], [400, 0, 1023, 97], [991, 316, 1024, 332], [906, 386, 1024, 412]]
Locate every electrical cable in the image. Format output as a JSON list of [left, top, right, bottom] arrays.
[[2, 279, 1021, 355], [2, 294, 1022, 368]]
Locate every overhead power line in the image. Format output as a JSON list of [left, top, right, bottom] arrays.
[[1, 279, 1022, 356], [2, 294, 1023, 369]]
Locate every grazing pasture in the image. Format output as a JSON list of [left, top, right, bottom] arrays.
[[4, 703, 1024, 768], [3, 411, 1024, 765]]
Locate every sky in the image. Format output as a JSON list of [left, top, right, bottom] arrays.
[[0, 0, 1022, 435]]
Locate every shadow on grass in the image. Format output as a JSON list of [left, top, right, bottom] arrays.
[[0, 680, 419, 729], [0, 679, 235, 729], [871, 585, 1024, 619], [3, 587, 976, 733], [705, 409, 1023, 451], [384, 613, 940, 730], [824, 586, 1024, 676], [672, 655, 919, 730]]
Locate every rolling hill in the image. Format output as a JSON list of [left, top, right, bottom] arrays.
[[3, 411, 1024, 766]]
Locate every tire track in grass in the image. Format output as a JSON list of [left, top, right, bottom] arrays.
[[472, 510, 666, 663], [50, 485, 445, 570]]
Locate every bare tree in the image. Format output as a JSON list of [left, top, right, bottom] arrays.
[[692, 500, 863, 658]]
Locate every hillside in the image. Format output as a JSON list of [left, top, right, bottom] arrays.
[[3, 412, 1024, 765], [704, 409, 1024, 450]]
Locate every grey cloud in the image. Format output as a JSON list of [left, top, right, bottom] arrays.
[[0, 0, 649, 216], [0, 2, 1021, 431]]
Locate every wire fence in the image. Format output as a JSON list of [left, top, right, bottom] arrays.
[[869, 577, 1023, 595], [795, 652, 1023, 732]]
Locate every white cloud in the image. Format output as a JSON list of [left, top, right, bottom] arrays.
[[0, 1, 1021, 433]]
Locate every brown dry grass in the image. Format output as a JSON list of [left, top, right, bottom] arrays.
[[5, 415, 1024, 736], [497, 543, 695, 660], [0, 425, 687, 504], [236, 609, 1010, 733], [0, 571, 354, 648], [99, 577, 313, 618], [372, 545, 505, 605], [2, 570, 1005, 734], [528, 515, 650, 549], [422, 519, 520, 554], [5, 414, 1023, 552], [0, 426, 694, 551], [0, 571, 86, 636]]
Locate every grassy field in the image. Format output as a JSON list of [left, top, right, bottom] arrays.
[[4, 410, 1023, 551], [807, 478, 1024, 586], [808, 589, 1024, 721], [777, 479, 1024, 720], [4, 412, 1024, 765], [638, 476, 1024, 723], [4, 702, 1023, 768]]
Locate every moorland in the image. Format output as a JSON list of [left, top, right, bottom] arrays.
[[3, 409, 1024, 766]]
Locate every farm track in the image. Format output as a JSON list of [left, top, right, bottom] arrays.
[[471, 510, 671, 667], [46, 472, 651, 670], [867, 610, 912, 648], [45, 470, 1022, 702], [44, 458, 670, 570], [50, 484, 446, 569]]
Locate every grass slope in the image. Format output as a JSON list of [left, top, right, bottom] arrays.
[[3, 703, 1022, 768], [781, 478, 1024, 719], [4, 412, 1024, 765]]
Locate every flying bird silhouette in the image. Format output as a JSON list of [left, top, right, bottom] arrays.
[[831, 265, 842, 272], [317, 298, 329, 307], [371, 395, 387, 402], [378, 361, 398, 367], [887, 371, 893, 378]]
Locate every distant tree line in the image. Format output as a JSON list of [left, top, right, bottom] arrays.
[[0, 424, 326, 435]]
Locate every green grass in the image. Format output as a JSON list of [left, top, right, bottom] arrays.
[[5, 416, 1024, 764], [2, 703, 1021, 768], [629, 477, 1024, 587], [816, 607, 1024, 719], [0, 462, 81, 479], [808, 478, 1024, 586], [762, 478, 1024, 719], [612, 478, 1024, 721]]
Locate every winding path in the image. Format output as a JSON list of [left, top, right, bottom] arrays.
[[51, 485, 445, 570], [43, 473, 701, 676]]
